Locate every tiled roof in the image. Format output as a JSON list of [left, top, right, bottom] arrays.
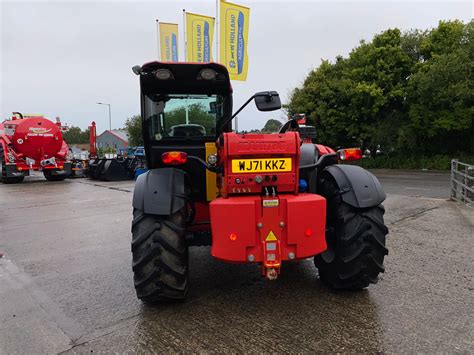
[[97, 129, 129, 143]]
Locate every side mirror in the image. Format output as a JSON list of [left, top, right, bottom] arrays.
[[254, 91, 281, 112], [223, 91, 282, 130]]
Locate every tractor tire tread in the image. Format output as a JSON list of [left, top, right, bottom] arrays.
[[131, 209, 188, 302], [131, 223, 160, 252], [43, 171, 68, 181], [315, 177, 389, 290], [0, 147, 24, 184]]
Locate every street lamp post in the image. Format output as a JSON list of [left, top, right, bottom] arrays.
[[96, 102, 112, 131]]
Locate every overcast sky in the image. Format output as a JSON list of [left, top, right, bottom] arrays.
[[1, 0, 472, 133]]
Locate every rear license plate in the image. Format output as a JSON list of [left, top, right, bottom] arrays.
[[231, 158, 292, 173]]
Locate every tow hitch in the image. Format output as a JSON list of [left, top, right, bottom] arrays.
[[265, 268, 278, 280], [262, 232, 281, 280]]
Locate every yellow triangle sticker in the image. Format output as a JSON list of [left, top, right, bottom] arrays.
[[266, 231, 277, 241]]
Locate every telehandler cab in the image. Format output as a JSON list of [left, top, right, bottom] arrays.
[[131, 62, 389, 302]]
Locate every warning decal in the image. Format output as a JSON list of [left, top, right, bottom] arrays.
[[265, 231, 277, 241]]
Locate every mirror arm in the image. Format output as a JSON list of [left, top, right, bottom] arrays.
[[220, 94, 256, 130], [231, 95, 256, 120]]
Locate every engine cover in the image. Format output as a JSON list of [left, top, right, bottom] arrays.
[[218, 132, 300, 197]]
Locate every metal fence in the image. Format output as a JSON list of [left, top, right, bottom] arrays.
[[451, 160, 474, 208]]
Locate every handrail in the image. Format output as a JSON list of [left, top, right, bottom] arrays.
[[450, 159, 473, 208]]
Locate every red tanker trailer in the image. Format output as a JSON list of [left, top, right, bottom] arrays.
[[0, 112, 71, 183]]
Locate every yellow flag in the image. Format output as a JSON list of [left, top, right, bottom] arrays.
[[158, 22, 179, 62], [220, 0, 250, 81], [185, 12, 215, 62]]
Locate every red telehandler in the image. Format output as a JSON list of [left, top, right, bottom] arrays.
[[130, 62, 389, 302]]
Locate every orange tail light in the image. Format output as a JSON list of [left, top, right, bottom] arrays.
[[337, 148, 363, 161], [161, 151, 188, 165]]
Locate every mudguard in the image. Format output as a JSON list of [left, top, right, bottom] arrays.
[[133, 168, 187, 215], [321, 164, 385, 208], [300, 143, 318, 166]]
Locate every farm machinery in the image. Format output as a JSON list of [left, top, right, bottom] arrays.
[[87, 122, 146, 181], [0, 113, 71, 183], [130, 62, 389, 302], [67, 122, 98, 178]]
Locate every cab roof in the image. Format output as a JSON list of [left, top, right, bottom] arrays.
[[139, 62, 233, 96]]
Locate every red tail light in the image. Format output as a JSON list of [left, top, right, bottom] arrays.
[[337, 148, 362, 161], [161, 151, 188, 165]]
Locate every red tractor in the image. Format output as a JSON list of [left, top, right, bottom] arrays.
[[131, 62, 388, 302], [0, 113, 71, 183]]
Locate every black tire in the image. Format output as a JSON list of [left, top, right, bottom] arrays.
[[43, 170, 68, 181], [314, 176, 389, 290], [0, 148, 24, 184], [131, 208, 188, 302]]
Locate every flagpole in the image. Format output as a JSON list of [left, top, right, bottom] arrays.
[[182, 9, 189, 123], [182, 9, 187, 62], [156, 19, 160, 61], [215, 0, 219, 62]]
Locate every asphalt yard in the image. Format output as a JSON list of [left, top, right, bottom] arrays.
[[0, 170, 472, 353]]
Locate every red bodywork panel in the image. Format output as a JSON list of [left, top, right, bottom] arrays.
[[316, 144, 335, 155], [210, 194, 327, 263], [219, 132, 300, 197], [209, 131, 327, 270]]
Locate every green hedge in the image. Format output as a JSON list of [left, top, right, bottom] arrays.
[[347, 154, 474, 170]]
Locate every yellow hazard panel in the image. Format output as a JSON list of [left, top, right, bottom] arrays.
[[266, 231, 278, 241], [205, 142, 218, 201], [231, 158, 292, 173]]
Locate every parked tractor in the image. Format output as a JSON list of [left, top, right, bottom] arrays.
[[0, 113, 71, 183], [131, 62, 389, 302]]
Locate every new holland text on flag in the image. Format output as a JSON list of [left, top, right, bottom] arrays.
[[158, 22, 179, 62], [185, 12, 215, 62], [220, 1, 250, 81]]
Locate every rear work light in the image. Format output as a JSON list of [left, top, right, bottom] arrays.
[[155, 69, 173, 80], [337, 148, 363, 161], [198, 68, 217, 80], [161, 151, 188, 165]]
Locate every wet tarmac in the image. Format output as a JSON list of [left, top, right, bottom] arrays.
[[0, 171, 472, 353]]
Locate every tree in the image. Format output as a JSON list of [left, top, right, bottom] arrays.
[[62, 126, 90, 144], [261, 119, 282, 133], [405, 21, 474, 154], [164, 103, 216, 134], [124, 115, 143, 146], [287, 20, 473, 156]]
